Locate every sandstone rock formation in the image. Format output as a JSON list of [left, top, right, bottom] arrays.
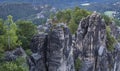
[[75, 12, 120, 71], [75, 12, 107, 71], [4, 47, 27, 61], [28, 24, 75, 71], [28, 12, 120, 71]]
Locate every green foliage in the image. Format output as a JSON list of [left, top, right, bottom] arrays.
[[68, 19, 78, 34], [0, 62, 24, 71], [25, 49, 32, 55], [0, 57, 29, 71], [16, 57, 29, 70], [114, 19, 120, 26], [0, 15, 37, 51], [16, 20, 37, 49], [73, 7, 91, 24], [102, 14, 112, 25], [0, 19, 5, 35], [75, 58, 81, 71], [106, 26, 116, 51], [0, 19, 5, 52], [54, 7, 91, 34], [3, 15, 21, 50], [0, 16, 36, 71]]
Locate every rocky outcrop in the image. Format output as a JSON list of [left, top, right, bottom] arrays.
[[109, 22, 120, 71], [75, 12, 120, 71], [4, 47, 27, 61], [110, 22, 120, 40], [28, 24, 75, 71], [75, 12, 108, 71], [2, 47, 29, 71], [28, 12, 120, 71]]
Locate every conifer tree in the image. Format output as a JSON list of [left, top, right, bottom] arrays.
[[4, 15, 21, 50]]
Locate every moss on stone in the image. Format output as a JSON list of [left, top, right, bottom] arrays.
[[75, 58, 81, 71], [106, 26, 116, 51]]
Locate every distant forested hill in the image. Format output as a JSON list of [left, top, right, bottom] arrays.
[[0, 0, 118, 8], [0, 3, 41, 20], [0, 3, 56, 25], [0, 0, 119, 24]]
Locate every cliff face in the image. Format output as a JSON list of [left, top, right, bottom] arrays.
[[75, 13, 107, 71], [28, 24, 75, 71], [28, 13, 120, 71], [75, 13, 120, 71]]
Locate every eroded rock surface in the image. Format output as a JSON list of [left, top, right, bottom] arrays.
[[4, 47, 27, 61], [75, 12, 120, 71], [75, 12, 108, 71], [28, 24, 75, 71], [28, 12, 120, 71]]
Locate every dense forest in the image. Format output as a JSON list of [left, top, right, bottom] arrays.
[[0, 15, 37, 71], [0, 3, 56, 25]]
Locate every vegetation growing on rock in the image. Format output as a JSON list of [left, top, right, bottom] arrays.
[[16, 20, 37, 49], [102, 14, 112, 25], [0, 16, 37, 71], [0, 16, 37, 52], [0, 57, 29, 71], [52, 7, 91, 34], [75, 58, 81, 71], [106, 26, 116, 51]]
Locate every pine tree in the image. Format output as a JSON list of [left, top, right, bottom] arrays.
[[16, 20, 37, 49], [4, 15, 21, 50], [0, 19, 5, 52]]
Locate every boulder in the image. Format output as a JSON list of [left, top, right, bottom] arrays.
[[4, 47, 27, 61]]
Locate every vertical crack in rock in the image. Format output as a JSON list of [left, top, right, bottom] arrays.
[[28, 24, 75, 71], [75, 12, 107, 71], [43, 35, 48, 71]]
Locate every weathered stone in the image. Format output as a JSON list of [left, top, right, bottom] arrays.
[[75, 12, 109, 71], [4, 47, 26, 61], [74, 12, 120, 71], [28, 24, 75, 71], [28, 12, 120, 71]]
